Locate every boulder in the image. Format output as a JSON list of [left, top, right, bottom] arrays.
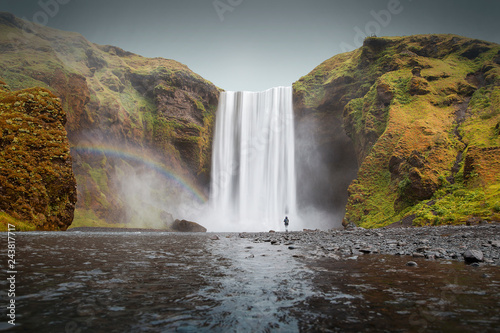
[[463, 249, 484, 264], [171, 219, 207, 233]]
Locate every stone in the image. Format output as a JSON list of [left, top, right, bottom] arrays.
[[171, 219, 207, 233], [490, 240, 500, 248], [209, 235, 219, 240], [463, 249, 484, 264], [359, 246, 378, 254], [406, 261, 418, 267]]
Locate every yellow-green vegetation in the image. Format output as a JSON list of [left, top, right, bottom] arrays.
[[294, 34, 500, 228], [0, 81, 77, 230], [0, 13, 220, 228], [0, 212, 36, 231], [68, 209, 127, 229]]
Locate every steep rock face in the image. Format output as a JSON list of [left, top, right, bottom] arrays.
[[0, 12, 220, 227], [294, 34, 500, 228], [0, 81, 77, 230]]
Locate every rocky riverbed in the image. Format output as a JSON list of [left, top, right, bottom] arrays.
[[240, 223, 500, 266], [1, 224, 499, 332]]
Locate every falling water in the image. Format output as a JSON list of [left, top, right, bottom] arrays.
[[210, 86, 297, 231]]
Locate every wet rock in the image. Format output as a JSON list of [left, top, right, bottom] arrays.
[[171, 219, 207, 233], [490, 240, 500, 248], [209, 235, 219, 240], [406, 261, 418, 267], [416, 246, 430, 253], [463, 249, 484, 264], [412, 253, 425, 258], [359, 246, 378, 254], [425, 251, 441, 259]]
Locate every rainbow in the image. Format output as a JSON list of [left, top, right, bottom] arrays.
[[71, 144, 208, 203]]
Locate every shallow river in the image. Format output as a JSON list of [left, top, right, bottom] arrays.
[[1, 232, 500, 332]]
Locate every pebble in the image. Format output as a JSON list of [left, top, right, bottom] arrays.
[[406, 261, 418, 267], [238, 223, 500, 266]]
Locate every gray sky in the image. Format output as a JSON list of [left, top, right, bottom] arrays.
[[2, 0, 500, 91]]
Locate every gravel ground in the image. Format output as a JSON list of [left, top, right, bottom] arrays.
[[239, 222, 500, 266]]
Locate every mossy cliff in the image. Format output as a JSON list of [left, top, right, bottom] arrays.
[[294, 34, 500, 228], [0, 12, 220, 227], [0, 80, 77, 231]]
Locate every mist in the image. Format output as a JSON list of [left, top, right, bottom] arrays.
[[72, 136, 205, 229], [113, 160, 204, 229], [294, 111, 359, 230]]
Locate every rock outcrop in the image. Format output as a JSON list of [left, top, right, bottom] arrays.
[[0, 12, 220, 228], [294, 34, 500, 228], [0, 80, 77, 230]]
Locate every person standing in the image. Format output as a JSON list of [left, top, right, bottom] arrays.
[[284, 216, 289, 232]]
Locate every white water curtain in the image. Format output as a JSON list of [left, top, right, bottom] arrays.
[[210, 86, 297, 231]]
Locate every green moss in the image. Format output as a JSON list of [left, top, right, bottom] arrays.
[[70, 209, 127, 229], [393, 76, 414, 105], [411, 186, 494, 226], [0, 212, 37, 231], [88, 168, 109, 193], [298, 34, 500, 228]]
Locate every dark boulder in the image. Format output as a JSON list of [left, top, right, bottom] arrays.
[[463, 249, 484, 264], [171, 219, 207, 232]]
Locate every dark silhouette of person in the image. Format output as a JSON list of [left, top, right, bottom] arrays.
[[284, 216, 289, 232]]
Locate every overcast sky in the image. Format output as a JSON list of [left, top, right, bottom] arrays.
[[2, 0, 500, 91]]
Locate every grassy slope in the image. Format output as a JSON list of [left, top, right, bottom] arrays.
[[294, 34, 500, 228], [0, 13, 220, 228]]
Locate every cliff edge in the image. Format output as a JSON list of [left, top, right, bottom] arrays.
[[0, 80, 77, 230], [294, 34, 500, 227]]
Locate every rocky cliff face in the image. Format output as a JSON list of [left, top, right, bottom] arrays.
[[294, 34, 500, 228], [0, 80, 77, 230], [0, 12, 220, 227]]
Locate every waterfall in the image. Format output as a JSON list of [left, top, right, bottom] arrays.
[[210, 86, 297, 231]]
